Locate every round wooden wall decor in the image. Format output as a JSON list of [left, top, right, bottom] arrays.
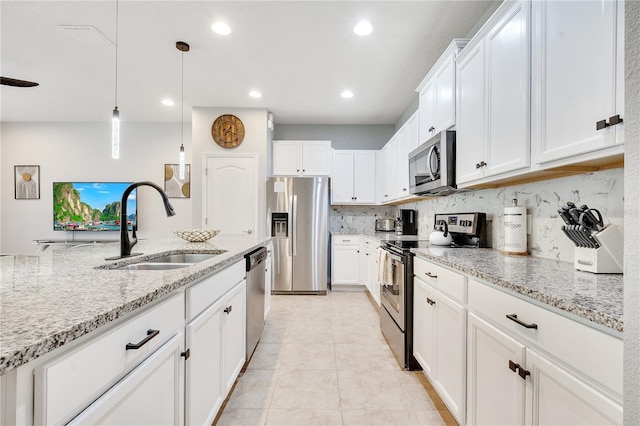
[[211, 114, 245, 148]]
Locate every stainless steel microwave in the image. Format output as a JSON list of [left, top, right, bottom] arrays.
[[408, 130, 456, 195]]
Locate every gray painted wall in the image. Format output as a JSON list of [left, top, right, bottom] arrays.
[[624, 0, 639, 422], [273, 124, 394, 150]]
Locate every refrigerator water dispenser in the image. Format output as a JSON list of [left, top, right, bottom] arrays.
[[271, 213, 288, 237]]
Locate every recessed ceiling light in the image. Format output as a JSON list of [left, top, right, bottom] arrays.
[[353, 21, 373, 36], [341, 90, 354, 99], [161, 99, 175, 106], [249, 90, 262, 98], [211, 22, 231, 35]]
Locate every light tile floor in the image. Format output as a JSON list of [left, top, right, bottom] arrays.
[[215, 291, 452, 426]]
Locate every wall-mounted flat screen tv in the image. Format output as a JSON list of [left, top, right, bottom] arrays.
[[53, 182, 137, 231]]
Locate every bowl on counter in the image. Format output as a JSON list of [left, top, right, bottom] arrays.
[[173, 229, 220, 242]]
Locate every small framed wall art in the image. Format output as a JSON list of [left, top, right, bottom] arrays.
[[164, 164, 191, 198], [14, 165, 40, 200]]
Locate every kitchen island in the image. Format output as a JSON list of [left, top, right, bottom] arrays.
[[0, 235, 268, 375]]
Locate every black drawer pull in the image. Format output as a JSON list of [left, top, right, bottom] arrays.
[[126, 329, 160, 350], [508, 360, 520, 372], [609, 114, 623, 125], [596, 119, 609, 130], [506, 314, 538, 329], [425, 272, 438, 279], [224, 305, 233, 314]]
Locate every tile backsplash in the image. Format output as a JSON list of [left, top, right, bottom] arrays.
[[330, 168, 624, 263]]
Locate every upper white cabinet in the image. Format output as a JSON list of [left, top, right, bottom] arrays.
[[456, 0, 530, 187], [331, 150, 377, 204], [396, 112, 419, 200], [272, 140, 332, 176], [531, 0, 624, 166], [417, 39, 469, 143]]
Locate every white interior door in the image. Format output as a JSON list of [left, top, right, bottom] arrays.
[[204, 154, 257, 235]]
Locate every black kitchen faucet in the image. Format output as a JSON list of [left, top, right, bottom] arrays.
[[106, 181, 175, 260]]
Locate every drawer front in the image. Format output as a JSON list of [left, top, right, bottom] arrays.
[[414, 257, 466, 303], [468, 279, 622, 397], [332, 235, 361, 245], [187, 260, 245, 321], [363, 237, 379, 248], [34, 293, 184, 425]]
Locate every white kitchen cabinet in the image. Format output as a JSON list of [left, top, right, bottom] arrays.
[[68, 332, 184, 426], [184, 260, 246, 426], [531, 0, 624, 166], [221, 282, 246, 394], [331, 150, 377, 204], [272, 140, 332, 176], [466, 312, 526, 426], [33, 293, 185, 425], [417, 39, 468, 142], [381, 138, 397, 203], [456, 0, 530, 187], [362, 237, 380, 305], [395, 112, 419, 201], [456, 40, 486, 185], [331, 235, 362, 288], [467, 278, 623, 425], [413, 268, 466, 424]]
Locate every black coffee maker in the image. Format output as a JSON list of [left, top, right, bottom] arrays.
[[395, 209, 417, 235]]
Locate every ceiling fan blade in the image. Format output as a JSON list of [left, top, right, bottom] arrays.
[[1, 77, 39, 87]]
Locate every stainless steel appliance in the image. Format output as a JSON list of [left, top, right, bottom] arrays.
[[433, 212, 489, 248], [396, 209, 417, 235], [409, 130, 456, 196], [267, 177, 329, 294], [375, 218, 396, 232], [245, 247, 267, 359], [379, 238, 425, 370]]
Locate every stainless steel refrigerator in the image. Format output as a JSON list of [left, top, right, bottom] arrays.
[[267, 177, 329, 294]]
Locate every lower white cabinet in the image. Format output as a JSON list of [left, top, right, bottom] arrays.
[[466, 312, 526, 426], [331, 235, 361, 288], [362, 238, 380, 305], [185, 281, 247, 425], [68, 332, 184, 426], [413, 275, 466, 424], [467, 279, 623, 425]]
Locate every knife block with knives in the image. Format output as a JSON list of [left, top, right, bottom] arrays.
[[558, 202, 623, 274]]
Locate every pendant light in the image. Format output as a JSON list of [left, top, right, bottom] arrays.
[[176, 41, 189, 179], [111, 0, 120, 159]]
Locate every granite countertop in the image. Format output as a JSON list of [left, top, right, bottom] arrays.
[[0, 236, 269, 375], [411, 247, 624, 334]]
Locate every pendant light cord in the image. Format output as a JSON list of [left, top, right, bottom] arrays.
[[181, 48, 184, 146], [114, 0, 119, 107]]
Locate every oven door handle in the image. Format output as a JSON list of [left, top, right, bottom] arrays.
[[380, 246, 403, 263]]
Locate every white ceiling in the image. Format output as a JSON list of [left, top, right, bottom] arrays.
[[0, 1, 498, 125]]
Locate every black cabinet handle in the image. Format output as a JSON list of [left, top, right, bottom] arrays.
[[429, 126, 435, 132], [506, 313, 538, 329], [475, 161, 487, 169], [508, 360, 530, 380], [609, 114, 623, 125], [224, 305, 233, 314], [426, 297, 436, 306], [425, 272, 438, 279], [126, 329, 160, 350], [596, 119, 609, 130], [181, 348, 191, 360]]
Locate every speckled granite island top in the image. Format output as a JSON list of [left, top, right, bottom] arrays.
[[411, 247, 623, 334], [0, 236, 269, 375]]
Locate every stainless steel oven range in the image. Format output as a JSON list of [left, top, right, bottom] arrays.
[[379, 240, 421, 370]]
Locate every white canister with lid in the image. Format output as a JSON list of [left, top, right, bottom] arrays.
[[502, 199, 528, 255]]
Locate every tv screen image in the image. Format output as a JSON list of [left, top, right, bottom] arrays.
[[53, 182, 136, 231]]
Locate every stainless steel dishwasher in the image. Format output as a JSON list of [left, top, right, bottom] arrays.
[[245, 246, 267, 360]]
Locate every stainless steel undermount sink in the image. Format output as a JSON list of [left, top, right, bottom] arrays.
[[145, 253, 218, 264], [104, 250, 227, 271], [117, 263, 193, 271]]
